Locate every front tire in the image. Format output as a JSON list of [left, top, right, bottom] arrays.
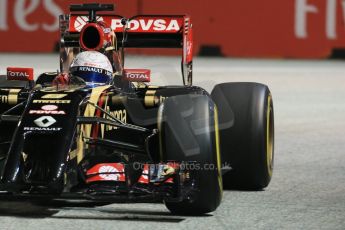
[[158, 94, 222, 215]]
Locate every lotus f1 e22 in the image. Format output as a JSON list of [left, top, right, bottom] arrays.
[[0, 3, 274, 215]]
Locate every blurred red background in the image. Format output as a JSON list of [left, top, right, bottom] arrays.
[[1, 0, 345, 58]]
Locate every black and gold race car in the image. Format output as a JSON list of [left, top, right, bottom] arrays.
[[0, 3, 274, 215]]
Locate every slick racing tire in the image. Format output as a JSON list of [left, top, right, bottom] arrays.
[[211, 83, 274, 190], [158, 94, 222, 215]]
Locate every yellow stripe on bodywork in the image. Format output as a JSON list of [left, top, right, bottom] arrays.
[[83, 85, 111, 137], [76, 134, 84, 164], [214, 106, 223, 196], [100, 94, 109, 139], [77, 85, 111, 163]]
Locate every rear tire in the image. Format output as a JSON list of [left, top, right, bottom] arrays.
[[211, 82, 274, 190], [158, 94, 222, 215]]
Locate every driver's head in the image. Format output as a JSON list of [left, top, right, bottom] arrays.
[[69, 51, 113, 86]]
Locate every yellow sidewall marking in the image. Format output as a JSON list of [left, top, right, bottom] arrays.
[[214, 106, 223, 196], [266, 94, 273, 177]]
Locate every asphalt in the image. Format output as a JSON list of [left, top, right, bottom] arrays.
[[0, 54, 344, 230]]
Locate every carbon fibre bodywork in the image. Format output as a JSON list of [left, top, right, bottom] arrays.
[[0, 75, 208, 202]]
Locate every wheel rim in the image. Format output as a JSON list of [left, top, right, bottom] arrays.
[[266, 94, 274, 177]]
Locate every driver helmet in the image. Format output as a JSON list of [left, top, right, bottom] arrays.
[[69, 51, 113, 86]]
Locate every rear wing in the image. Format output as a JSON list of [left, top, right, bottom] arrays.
[[60, 14, 193, 85]]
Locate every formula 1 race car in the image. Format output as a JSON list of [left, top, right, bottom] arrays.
[[0, 3, 274, 215]]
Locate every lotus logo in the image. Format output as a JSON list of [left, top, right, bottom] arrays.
[[34, 116, 56, 128], [74, 16, 104, 32]]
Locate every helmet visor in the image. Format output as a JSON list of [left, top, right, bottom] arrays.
[[70, 66, 112, 85]]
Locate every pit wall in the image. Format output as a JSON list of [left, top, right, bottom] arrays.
[[0, 0, 343, 58]]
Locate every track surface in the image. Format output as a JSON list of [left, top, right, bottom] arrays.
[[0, 54, 345, 229]]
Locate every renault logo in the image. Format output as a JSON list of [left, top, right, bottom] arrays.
[[34, 116, 56, 127]]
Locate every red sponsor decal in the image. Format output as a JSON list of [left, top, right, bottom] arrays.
[[124, 69, 151, 82], [165, 178, 174, 183], [86, 163, 125, 183], [138, 164, 149, 184], [7, 67, 33, 81], [69, 16, 183, 33]]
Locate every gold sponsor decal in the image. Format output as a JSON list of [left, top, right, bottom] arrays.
[[41, 94, 67, 99], [148, 85, 159, 89], [33, 99, 71, 104], [0, 95, 8, 103], [0, 89, 20, 104], [8, 89, 21, 104], [106, 108, 127, 131], [144, 90, 157, 107], [144, 90, 166, 107]]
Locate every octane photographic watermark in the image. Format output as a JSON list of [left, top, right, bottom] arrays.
[[132, 161, 232, 172]]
